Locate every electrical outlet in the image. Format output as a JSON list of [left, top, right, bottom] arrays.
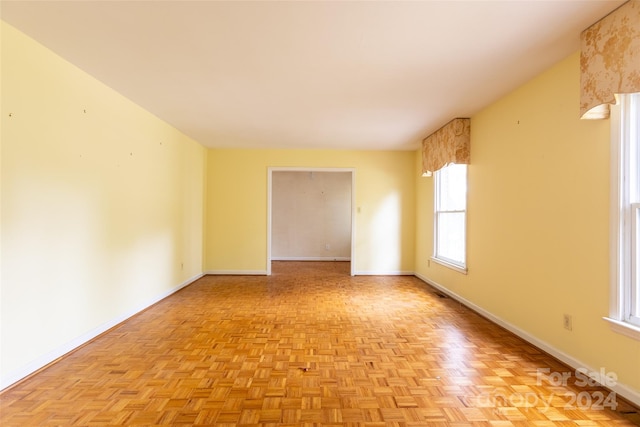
[[563, 314, 572, 331], [325, 244, 330, 251]]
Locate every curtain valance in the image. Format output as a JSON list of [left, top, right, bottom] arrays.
[[580, 0, 640, 119], [421, 118, 470, 176]]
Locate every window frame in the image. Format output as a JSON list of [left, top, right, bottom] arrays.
[[632, 201, 640, 325], [605, 92, 640, 340], [432, 163, 468, 274]]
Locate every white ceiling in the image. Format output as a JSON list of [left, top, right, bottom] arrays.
[[0, 1, 624, 151]]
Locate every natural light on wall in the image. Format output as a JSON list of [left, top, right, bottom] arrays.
[[369, 192, 401, 273]]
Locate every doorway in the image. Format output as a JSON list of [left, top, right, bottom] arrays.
[[267, 167, 355, 276]]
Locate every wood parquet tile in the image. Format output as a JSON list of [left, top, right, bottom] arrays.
[[1, 261, 638, 426]]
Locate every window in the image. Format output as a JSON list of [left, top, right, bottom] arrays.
[[433, 163, 467, 272], [607, 92, 640, 339]]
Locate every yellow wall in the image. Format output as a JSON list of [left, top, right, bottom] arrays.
[[1, 22, 206, 386], [205, 149, 415, 275], [2, 17, 638, 404], [415, 52, 640, 396]]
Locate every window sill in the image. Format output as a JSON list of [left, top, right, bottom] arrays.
[[603, 317, 640, 341], [431, 257, 468, 275]]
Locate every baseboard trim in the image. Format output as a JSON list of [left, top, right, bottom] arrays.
[[355, 270, 414, 276], [271, 257, 351, 261], [204, 270, 268, 276], [414, 273, 640, 408], [0, 273, 204, 392]]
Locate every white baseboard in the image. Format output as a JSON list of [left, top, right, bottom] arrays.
[[355, 270, 414, 276], [0, 273, 204, 391], [414, 273, 640, 408], [204, 270, 268, 275], [271, 257, 351, 261]]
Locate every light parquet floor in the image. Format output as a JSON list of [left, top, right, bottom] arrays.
[[1, 261, 638, 426]]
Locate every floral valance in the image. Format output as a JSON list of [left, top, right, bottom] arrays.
[[421, 118, 470, 176], [580, 0, 640, 119]]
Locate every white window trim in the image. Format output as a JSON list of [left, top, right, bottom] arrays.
[[632, 202, 640, 326], [605, 93, 640, 341], [433, 164, 468, 274], [430, 255, 468, 275]]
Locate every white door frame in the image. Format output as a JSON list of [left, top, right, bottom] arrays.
[[267, 167, 356, 276]]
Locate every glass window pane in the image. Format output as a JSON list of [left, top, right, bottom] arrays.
[[436, 212, 466, 264], [630, 93, 639, 203], [437, 164, 467, 211]]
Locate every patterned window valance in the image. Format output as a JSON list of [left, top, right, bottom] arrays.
[[421, 118, 470, 176], [580, 0, 640, 119]]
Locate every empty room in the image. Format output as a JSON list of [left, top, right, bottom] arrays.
[[1, 1, 639, 425]]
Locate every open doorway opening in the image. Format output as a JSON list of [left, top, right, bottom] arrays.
[[267, 168, 355, 276]]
